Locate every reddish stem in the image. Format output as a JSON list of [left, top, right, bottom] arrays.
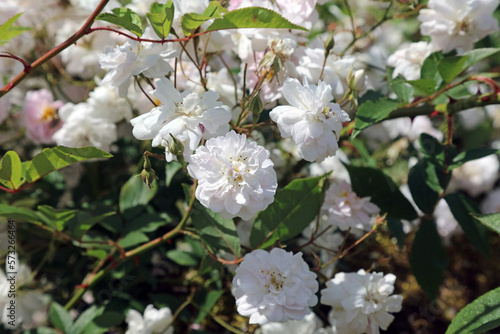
[[0, 53, 31, 73], [0, 0, 110, 97]]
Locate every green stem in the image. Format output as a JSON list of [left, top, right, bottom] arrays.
[[64, 181, 198, 310]]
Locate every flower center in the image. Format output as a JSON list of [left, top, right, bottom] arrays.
[[41, 105, 58, 122], [456, 17, 472, 35], [261, 267, 287, 293], [226, 155, 250, 186], [322, 105, 335, 119]]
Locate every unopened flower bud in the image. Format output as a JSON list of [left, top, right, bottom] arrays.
[[249, 91, 263, 125], [141, 167, 157, 189], [168, 134, 184, 157], [324, 34, 335, 57], [348, 69, 366, 92]]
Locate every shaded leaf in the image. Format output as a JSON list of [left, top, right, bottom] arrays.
[[49, 302, 73, 333], [68, 211, 116, 240], [391, 76, 414, 103], [446, 285, 500, 334], [124, 213, 169, 234], [118, 231, 149, 248], [0, 204, 41, 224], [191, 201, 241, 257], [445, 193, 489, 256], [96, 7, 143, 37], [438, 55, 469, 83], [421, 52, 443, 87], [387, 219, 405, 250], [408, 159, 441, 215], [346, 165, 418, 221], [206, 7, 307, 32], [70, 305, 103, 334], [449, 148, 499, 169], [249, 175, 327, 249], [92, 311, 124, 329], [410, 219, 447, 300], [166, 249, 199, 266], [195, 290, 224, 324], [406, 78, 437, 97], [419, 133, 448, 166], [119, 175, 157, 213], [473, 213, 500, 236], [199, 255, 223, 275], [37, 205, 77, 231], [165, 161, 183, 187]]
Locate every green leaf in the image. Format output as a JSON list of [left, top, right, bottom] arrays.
[[249, 175, 327, 249], [49, 302, 73, 333], [473, 213, 500, 236], [387, 219, 406, 249], [166, 161, 183, 187], [449, 148, 499, 169], [124, 213, 169, 234], [96, 7, 143, 37], [118, 231, 149, 248], [349, 138, 377, 168], [410, 219, 447, 300], [0, 13, 31, 46], [166, 249, 199, 266], [419, 133, 448, 166], [206, 7, 307, 33], [446, 285, 500, 334], [0, 204, 41, 224], [346, 165, 418, 221], [119, 175, 157, 213], [408, 159, 442, 215], [191, 201, 241, 256], [406, 79, 437, 97], [92, 310, 124, 329], [146, 1, 174, 39], [203, 1, 228, 17], [85, 249, 108, 260], [391, 76, 414, 103], [0, 151, 23, 190], [438, 55, 469, 84], [421, 52, 444, 87], [463, 48, 500, 69], [199, 255, 223, 275], [70, 306, 103, 334], [352, 97, 401, 137], [26, 146, 112, 184], [68, 211, 116, 240], [182, 13, 214, 37], [195, 290, 224, 324], [445, 193, 489, 256], [37, 205, 77, 231]]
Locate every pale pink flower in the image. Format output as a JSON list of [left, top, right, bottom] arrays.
[[23, 89, 64, 144], [321, 180, 380, 231]]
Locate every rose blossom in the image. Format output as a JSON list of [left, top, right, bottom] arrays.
[[187, 131, 277, 220], [233, 248, 319, 324]]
